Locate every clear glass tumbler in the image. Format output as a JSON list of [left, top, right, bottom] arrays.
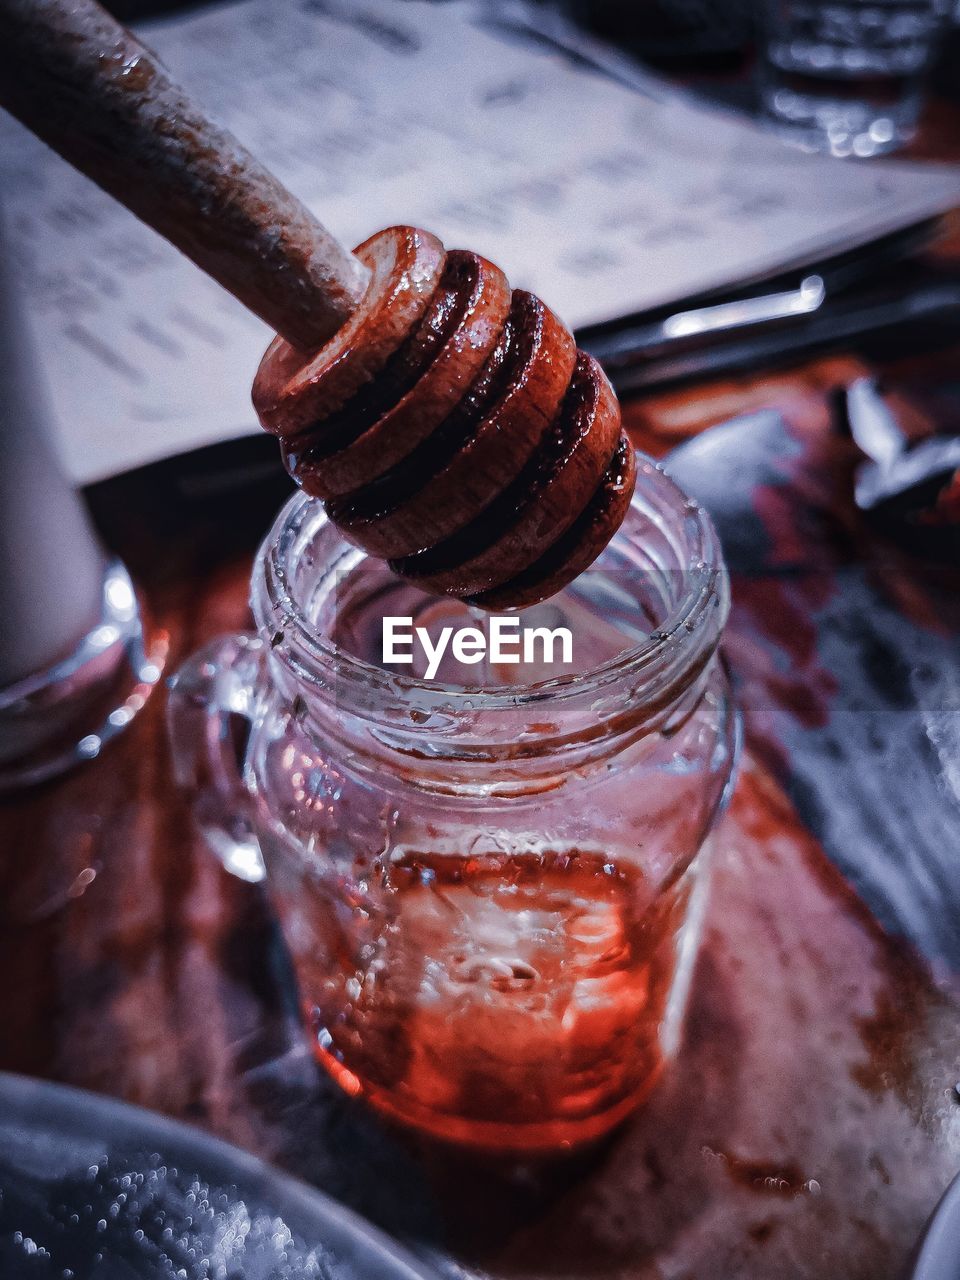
[[168, 457, 739, 1153], [759, 0, 944, 156]]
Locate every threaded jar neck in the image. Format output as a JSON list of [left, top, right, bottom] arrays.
[[251, 457, 728, 787]]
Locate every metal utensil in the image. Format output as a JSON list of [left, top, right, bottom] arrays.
[[589, 281, 960, 393]]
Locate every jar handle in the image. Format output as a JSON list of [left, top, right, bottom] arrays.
[[166, 632, 267, 883]]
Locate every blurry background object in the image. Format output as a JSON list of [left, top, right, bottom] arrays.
[[661, 396, 960, 971], [841, 375, 960, 555], [0, 243, 103, 688], [0, 230, 165, 790], [910, 1169, 960, 1280], [0, 1072, 438, 1280], [758, 0, 946, 155], [565, 0, 754, 63], [584, 229, 960, 393]]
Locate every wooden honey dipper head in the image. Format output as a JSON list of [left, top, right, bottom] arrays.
[[252, 226, 636, 610], [1, 0, 636, 611]]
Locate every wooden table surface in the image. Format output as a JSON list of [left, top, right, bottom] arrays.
[[3, 147, 960, 1280]]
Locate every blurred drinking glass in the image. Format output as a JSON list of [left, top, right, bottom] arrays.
[[759, 0, 945, 156]]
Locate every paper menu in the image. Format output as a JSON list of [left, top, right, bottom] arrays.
[[0, 0, 958, 485]]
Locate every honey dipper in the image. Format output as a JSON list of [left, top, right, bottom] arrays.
[[0, 0, 635, 610]]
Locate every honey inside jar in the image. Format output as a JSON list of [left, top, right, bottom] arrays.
[[270, 845, 691, 1151]]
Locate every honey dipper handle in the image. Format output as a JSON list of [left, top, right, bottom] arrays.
[[0, 0, 370, 350]]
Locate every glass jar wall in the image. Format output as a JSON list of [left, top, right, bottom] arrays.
[[169, 457, 738, 1153]]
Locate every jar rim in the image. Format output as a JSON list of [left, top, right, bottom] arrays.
[[252, 454, 728, 729]]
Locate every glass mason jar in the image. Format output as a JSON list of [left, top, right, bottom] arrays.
[[168, 456, 738, 1154]]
